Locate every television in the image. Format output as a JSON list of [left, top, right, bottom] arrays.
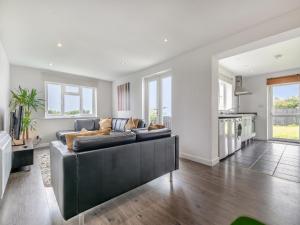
[[9, 106, 23, 143]]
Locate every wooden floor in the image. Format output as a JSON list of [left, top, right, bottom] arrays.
[[0, 145, 300, 225]]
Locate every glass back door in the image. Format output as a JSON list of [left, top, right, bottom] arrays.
[[145, 73, 172, 128], [270, 83, 300, 141]]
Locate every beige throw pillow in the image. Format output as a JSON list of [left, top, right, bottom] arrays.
[[148, 123, 165, 131], [125, 118, 138, 130], [133, 118, 140, 128], [99, 118, 112, 131], [65, 130, 110, 150]]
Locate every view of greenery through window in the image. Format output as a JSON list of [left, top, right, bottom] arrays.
[[46, 82, 95, 117], [272, 84, 300, 140], [274, 96, 299, 109]]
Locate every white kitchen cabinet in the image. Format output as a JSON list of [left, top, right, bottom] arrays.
[[241, 115, 253, 142]]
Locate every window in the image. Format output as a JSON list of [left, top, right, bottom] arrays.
[[218, 79, 233, 111], [45, 82, 96, 118]]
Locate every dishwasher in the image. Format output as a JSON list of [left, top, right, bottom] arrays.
[[219, 118, 236, 159]]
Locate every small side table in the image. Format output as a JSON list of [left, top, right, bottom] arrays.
[[11, 139, 34, 172]]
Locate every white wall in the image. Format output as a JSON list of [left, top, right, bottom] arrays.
[[10, 65, 112, 144], [0, 40, 10, 132], [112, 9, 300, 166], [240, 67, 300, 140]]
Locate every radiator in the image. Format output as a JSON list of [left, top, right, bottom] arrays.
[[0, 132, 11, 199]]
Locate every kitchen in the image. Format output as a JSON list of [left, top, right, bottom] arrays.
[[218, 71, 257, 160], [217, 36, 300, 183]]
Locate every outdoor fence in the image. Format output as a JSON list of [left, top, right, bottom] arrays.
[[273, 108, 300, 125]]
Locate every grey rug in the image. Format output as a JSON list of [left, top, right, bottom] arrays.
[[38, 151, 51, 187]]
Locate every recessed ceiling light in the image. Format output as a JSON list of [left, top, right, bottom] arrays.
[[274, 54, 283, 59], [57, 42, 63, 48], [163, 38, 168, 43], [49, 63, 53, 66]]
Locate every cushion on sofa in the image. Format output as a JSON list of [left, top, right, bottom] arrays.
[[65, 130, 108, 150], [74, 119, 97, 131], [133, 128, 171, 141], [94, 118, 100, 130], [125, 118, 138, 130], [99, 118, 112, 131], [148, 123, 165, 130], [137, 119, 146, 128], [112, 118, 129, 132], [72, 132, 136, 152]]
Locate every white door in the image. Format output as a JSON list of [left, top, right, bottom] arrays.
[[145, 74, 172, 128]]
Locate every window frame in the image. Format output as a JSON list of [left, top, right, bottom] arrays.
[[45, 81, 97, 119], [218, 79, 233, 111]]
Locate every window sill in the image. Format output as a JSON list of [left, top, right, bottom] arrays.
[[44, 115, 97, 120]]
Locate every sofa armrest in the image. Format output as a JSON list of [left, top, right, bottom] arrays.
[[56, 130, 76, 144], [50, 141, 78, 220]]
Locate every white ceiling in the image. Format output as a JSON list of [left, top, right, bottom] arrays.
[[219, 36, 300, 76], [1, 1, 300, 80]]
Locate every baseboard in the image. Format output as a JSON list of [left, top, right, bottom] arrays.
[[253, 137, 267, 141], [211, 157, 220, 166], [180, 153, 220, 167]]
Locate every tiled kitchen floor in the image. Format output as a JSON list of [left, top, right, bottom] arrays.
[[221, 141, 300, 183]]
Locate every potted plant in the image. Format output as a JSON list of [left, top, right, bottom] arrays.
[[10, 86, 44, 140]]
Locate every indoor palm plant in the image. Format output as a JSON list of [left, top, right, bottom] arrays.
[[10, 86, 44, 140]]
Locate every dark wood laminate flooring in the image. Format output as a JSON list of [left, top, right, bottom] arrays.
[[0, 144, 300, 225], [222, 141, 300, 182]]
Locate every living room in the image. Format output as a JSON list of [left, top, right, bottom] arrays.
[[1, 1, 300, 225]]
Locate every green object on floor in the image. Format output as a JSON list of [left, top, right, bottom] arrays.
[[231, 216, 265, 225]]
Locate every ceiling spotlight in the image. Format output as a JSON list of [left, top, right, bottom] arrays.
[[274, 54, 283, 59], [163, 38, 168, 43], [49, 62, 53, 66], [57, 42, 63, 48]]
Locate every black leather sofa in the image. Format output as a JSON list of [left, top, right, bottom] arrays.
[[56, 118, 146, 144], [51, 119, 179, 220]]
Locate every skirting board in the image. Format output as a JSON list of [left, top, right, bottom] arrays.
[[180, 153, 220, 167]]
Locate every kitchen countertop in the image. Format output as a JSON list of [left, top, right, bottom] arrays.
[[218, 112, 257, 119]]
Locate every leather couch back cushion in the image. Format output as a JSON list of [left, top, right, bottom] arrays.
[[94, 119, 100, 130], [137, 120, 146, 128], [74, 119, 96, 131], [73, 132, 136, 152], [65, 131, 101, 150], [133, 128, 171, 141]]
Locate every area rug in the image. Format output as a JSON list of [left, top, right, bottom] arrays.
[[231, 216, 265, 225], [38, 151, 52, 187]]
